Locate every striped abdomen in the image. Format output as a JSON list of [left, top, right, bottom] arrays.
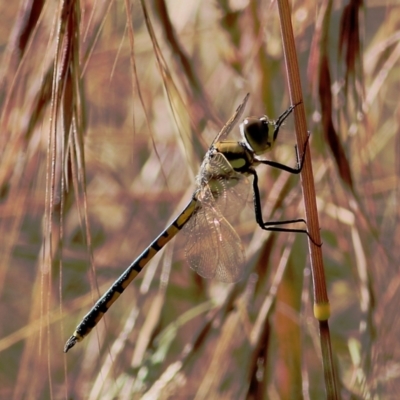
[[64, 198, 198, 352]]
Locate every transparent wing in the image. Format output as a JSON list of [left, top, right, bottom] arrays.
[[183, 96, 251, 283], [203, 151, 251, 217], [183, 185, 245, 283], [211, 93, 250, 145]]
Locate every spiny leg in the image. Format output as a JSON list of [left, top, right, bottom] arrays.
[[258, 131, 310, 175], [249, 169, 307, 232], [273, 101, 301, 141], [248, 161, 320, 246]]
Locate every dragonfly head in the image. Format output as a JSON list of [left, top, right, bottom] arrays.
[[239, 116, 275, 155]]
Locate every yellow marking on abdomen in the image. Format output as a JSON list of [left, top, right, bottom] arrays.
[[176, 199, 197, 227], [93, 311, 105, 324], [120, 270, 140, 290], [138, 246, 158, 268], [72, 331, 84, 342], [104, 291, 121, 309], [157, 225, 179, 247], [65, 197, 199, 351]]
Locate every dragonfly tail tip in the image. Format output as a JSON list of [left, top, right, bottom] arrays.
[[64, 335, 78, 353]]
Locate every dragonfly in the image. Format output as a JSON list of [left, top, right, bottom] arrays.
[[64, 93, 311, 352]]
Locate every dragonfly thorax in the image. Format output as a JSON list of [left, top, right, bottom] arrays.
[[212, 140, 255, 173], [239, 116, 275, 155]]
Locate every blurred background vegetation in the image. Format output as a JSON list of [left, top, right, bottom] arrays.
[[0, 0, 399, 399]]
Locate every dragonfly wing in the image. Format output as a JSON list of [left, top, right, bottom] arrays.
[[203, 151, 252, 217], [212, 211, 245, 282], [184, 186, 245, 283], [211, 93, 250, 145], [184, 95, 250, 283]]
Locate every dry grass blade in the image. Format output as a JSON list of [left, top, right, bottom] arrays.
[[319, 54, 354, 190], [339, 0, 363, 96], [0, 0, 44, 107], [153, 0, 203, 99], [1, 0, 399, 398], [318, 0, 354, 190]]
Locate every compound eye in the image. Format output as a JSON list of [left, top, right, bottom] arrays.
[[240, 117, 273, 154]]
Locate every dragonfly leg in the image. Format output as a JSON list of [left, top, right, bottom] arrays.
[[274, 102, 298, 135], [259, 131, 310, 174], [249, 168, 321, 246], [273, 101, 303, 139]]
